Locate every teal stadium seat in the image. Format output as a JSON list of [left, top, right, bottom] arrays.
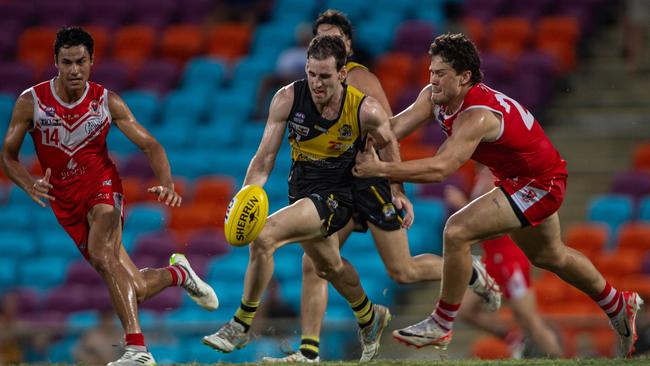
[[640, 195, 650, 221], [161, 90, 207, 126], [149, 123, 192, 150], [323, 0, 366, 23], [272, 0, 317, 22], [107, 124, 139, 154], [355, 19, 399, 57], [194, 118, 238, 148], [125, 203, 167, 233], [46, 336, 77, 363], [121, 90, 160, 128], [18, 257, 68, 289], [0, 258, 16, 291], [0, 93, 14, 132], [67, 310, 99, 329], [209, 90, 253, 121], [167, 149, 214, 179], [251, 22, 297, 57], [588, 194, 634, 247], [181, 57, 226, 93], [0, 230, 36, 258], [0, 204, 31, 230], [37, 229, 79, 259]]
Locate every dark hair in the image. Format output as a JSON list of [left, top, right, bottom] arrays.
[[307, 35, 347, 70], [313, 9, 353, 41], [429, 33, 483, 84], [54, 26, 94, 60]]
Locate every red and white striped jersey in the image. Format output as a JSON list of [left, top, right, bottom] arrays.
[[29, 79, 118, 192], [434, 83, 567, 181]]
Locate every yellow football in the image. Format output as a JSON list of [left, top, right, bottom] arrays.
[[224, 185, 269, 246]]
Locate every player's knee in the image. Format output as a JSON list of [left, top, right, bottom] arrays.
[[87, 248, 116, 273], [313, 262, 343, 281], [529, 245, 565, 271], [386, 265, 417, 284], [250, 231, 277, 257], [443, 216, 470, 248], [302, 254, 317, 275]]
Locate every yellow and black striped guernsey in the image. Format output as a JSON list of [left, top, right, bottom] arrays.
[[287, 79, 365, 187]]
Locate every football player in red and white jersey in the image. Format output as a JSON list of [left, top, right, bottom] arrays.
[[353, 33, 642, 358], [446, 166, 562, 358], [1, 27, 217, 366]]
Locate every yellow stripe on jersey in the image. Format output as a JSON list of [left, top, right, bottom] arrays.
[[346, 61, 368, 72]]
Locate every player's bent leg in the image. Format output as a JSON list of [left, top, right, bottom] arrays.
[[169, 253, 219, 310], [511, 213, 643, 358], [509, 291, 562, 358], [204, 199, 327, 353]]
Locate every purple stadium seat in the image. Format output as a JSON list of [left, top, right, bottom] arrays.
[[421, 122, 447, 147], [130, 0, 178, 30], [23, 310, 66, 326], [133, 59, 179, 96], [92, 60, 130, 93], [0, 1, 35, 26], [419, 173, 469, 199], [66, 261, 103, 286], [178, 0, 213, 24], [610, 171, 650, 201], [0, 61, 35, 96], [44, 285, 93, 313], [395, 87, 421, 116], [480, 53, 512, 86], [185, 229, 230, 258], [0, 20, 22, 60], [393, 21, 437, 57], [89, 285, 113, 311], [462, 0, 506, 22], [140, 287, 182, 312], [510, 0, 553, 21], [34, 0, 84, 27], [516, 51, 559, 80], [133, 231, 178, 261], [5, 288, 40, 316], [121, 153, 157, 180], [82, 0, 131, 30]]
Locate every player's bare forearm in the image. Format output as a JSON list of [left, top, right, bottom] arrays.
[[375, 158, 447, 183], [141, 142, 174, 187], [243, 154, 274, 187]]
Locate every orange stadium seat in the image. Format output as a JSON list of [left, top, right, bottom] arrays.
[[160, 24, 204, 66], [113, 25, 157, 70], [488, 17, 533, 59], [616, 222, 650, 253], [207, 22, 253, 61], [414, 54, 431, 86], [121, 177, 146, 204], [144, 177, 188, 204], [375, 73, 407, 110], [621, 274, 650, 301], [536, 16, 580, 50], [193, 175, 236, 206], [80, 25, 110, 62], [593, 249, 642, 278], [564, 222, 608, 260], [463, 17, 484, 50], [18, 27, 58, 77], [168, 202, 228, 235], [471, 336, 510, 359], [633, 142, 650, 171], [373, 52, 413, 85]]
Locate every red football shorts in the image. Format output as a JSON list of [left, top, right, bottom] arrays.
[[483, 236, 531, 300], [497, 174, 566, 227], [50, 170, 125, 260]]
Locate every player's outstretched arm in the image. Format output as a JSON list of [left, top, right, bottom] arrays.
[[390, 85, 435, 141], [108, 91, 181, 207], [243, 83, 293, 187], [1, 92, 55, 207], [355, 108, 499, 183]]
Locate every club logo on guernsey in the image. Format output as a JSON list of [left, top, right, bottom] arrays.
[[89, 100, 100, 114], [338, 124, 352, 139], [236, 196, 260, 241], [293, 112, 305, 124]]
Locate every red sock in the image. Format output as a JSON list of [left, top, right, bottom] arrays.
[[125, 333, 146, 347], [165, 265, 188, 286], [431, 299, 460, 332], [592, 282, 623, 318]]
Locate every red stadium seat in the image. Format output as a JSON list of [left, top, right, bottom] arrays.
[[633, 142, 650, 171], [373, 52, 413, 85], [564, 222, 608, 260], [488, 17, 533, 60], [160, 24, 204, 66], [463, 17, 484, 50], [536, 16, 580, 49], [193, 175, 236, 206], [80, 25, 110, 62], [18, 27, 57, 77], [616, 222, 650, 254], [113, 25, 157, 70], [207, 22, 253, 61]]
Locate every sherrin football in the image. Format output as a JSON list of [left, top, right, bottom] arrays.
[[224, 185, 269, 246]]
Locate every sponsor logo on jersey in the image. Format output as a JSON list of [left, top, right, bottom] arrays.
[[84, 118, 104, 135], [67, 158, 78, 170], [45, 107, 55, 117], [102, 179, 112, 186], [39, 118, 62, 126], [293, 112, 305, 124], [289, 122, 310, 136], [338, 124, 353, 139]]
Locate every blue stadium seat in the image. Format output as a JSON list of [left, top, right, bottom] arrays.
[[149, 123, 193, 150], [272, 0, 317, 21], [640, 195, 650, 221], [0, 230, 36, 258], [121, 90, 160, 128], [209, 90, 253, 121], [147, 343, 181, 364], [8, 184, 37, 207], [0, 204, 31, 230], [0, 257, 16, 290], [193, 120, 238, 148], [30, 206, 62, 231], [125, 203, 167, 234], [323, 0, 366, 23], [167, 149, 213, 179], [588, 194, 634, 246], [19, 137, 36, 159], [37, 229, 79, 259], [341, 232, 376, 256], [67, 310, 99, 329], [18, 257, 68, 289], [0, 93, 14, 132], [355, 20, 397, 57], [250, 23, 297, 57], [160, 90, 207, 126], [181, 57, 226, 93], [47, 336, 78, 363], [107, 125, 139, 154]]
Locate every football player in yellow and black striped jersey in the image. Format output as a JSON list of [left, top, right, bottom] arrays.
[[203, 35, 399, 358], [262, 9, 501, 363]]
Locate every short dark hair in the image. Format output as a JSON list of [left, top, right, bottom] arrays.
[[313, 9, 353, 41], [429, 33, 483, 84], [54, 26, 94, 60], [307, 35, 347, 71]]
